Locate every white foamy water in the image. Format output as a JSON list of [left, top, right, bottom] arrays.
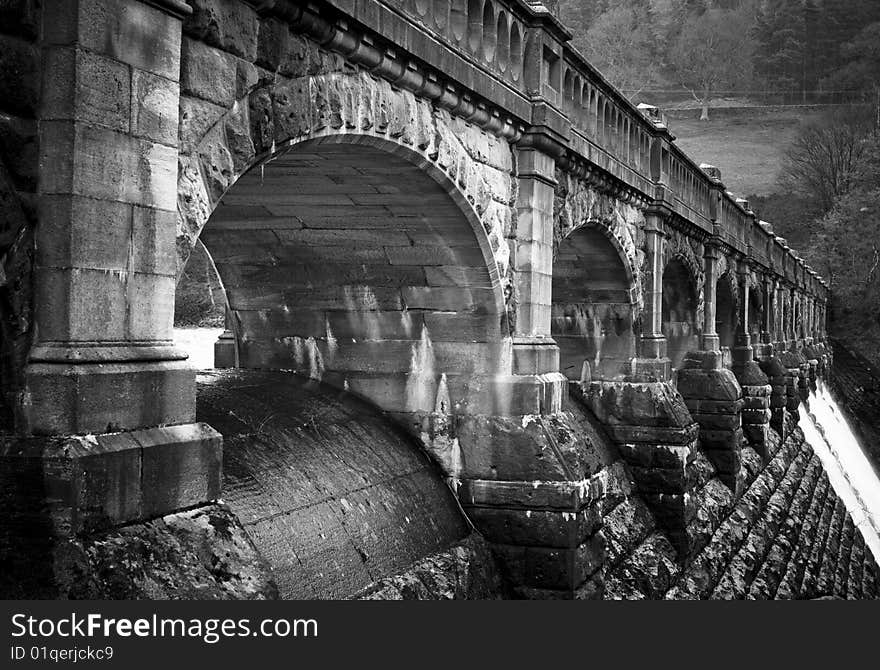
[[799, 380, 880, 562], [174, 327, 223, 369]]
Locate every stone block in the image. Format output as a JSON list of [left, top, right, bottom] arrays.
[[578, 380, 693, 428], [24, 360, 196, 435], [37, 194, 133, 271], [131, 68, 179, 146], [700, 427, 743, 452], [184, 0, 259, 61], [139, 424, 223, 518], [0, 422, 221, 536], [691, 412, 742, 431], [616, 442, 693, 469], [463, 506, 600, 548], [43, 0, 183, 80], [40, 122, 177, 210], [180, 37, 238, 107], [677, 367, 742, 401], [41, 47, 131, 133], [629, 464, 687, 494], [456, 477, 605, 512]]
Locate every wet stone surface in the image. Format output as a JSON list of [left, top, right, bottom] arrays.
[[197, 368, 475, 599]]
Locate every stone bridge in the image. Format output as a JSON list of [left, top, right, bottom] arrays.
[[2, 0, 868, 600]]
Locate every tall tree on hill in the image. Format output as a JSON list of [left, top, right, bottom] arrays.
[[825, 21, 880, 117], [667, 7, 756, 119], [753, 0, 807, 102], [580, 5, 659, 97]]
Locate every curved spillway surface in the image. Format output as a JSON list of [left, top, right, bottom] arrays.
[[196, 369, 470, 599]]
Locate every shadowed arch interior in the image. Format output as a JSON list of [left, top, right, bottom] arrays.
[[551, 226, 636, 381], [716, 273, 737, 349], [749, 285, 762, 339], [662, 257, 699, 370], [197, 140, 506, 414]]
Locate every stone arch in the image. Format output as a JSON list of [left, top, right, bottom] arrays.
[[552, 223, 639, 381], [509, 22, 523, 80], [481, 1, 496, 63], [496, 11, 509, 72], [716, 271, 739, 350], [176, 72, 515, 416], [662, 256, 700, 370]]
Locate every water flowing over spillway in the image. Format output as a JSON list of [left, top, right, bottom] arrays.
[[800, 381, 880, 562]]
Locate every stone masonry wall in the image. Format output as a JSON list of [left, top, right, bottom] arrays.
[[602, 415, 880, 599]]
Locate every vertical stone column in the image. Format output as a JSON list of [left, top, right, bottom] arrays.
[[759, 275, 774, 360], [731, 262, 771, 458], [778, 286, 804, 418], [632, 211, 671, 380], [701, 241, 720, 352], [8, 0, 221, 537], [510, 147, 560, 379], [438, 142, 603, 599]]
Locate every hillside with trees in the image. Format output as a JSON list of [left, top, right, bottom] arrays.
[[559, 0, 880, 113]]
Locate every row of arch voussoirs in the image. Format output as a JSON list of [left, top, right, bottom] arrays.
[[406, 0, 526, 82]]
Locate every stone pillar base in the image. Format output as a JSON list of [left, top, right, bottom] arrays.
[[677, 351, 745, 495], [214, 330, 237, 368], [759, 356, 790, 440], [22, 359, 195, 435], [511, 337, 560, 376], [576, 379, 699, 555], [731, 355, 772, 460], [458, 477, 606, 599], [0, 423, 222, 538], [408, 379, 608, 599], [630, 356, 672, 382]]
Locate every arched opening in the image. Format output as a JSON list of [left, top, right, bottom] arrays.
[[662, 257, 699, 370], [496, 12, 509, 72], [172, 136, 503, 598], [451, 0, 467, 41], [481, 1, 496, 63], [415, 0, 431, 17], [551, 226, 637, 381], [715, 273, 737, 350], [467, 0, 482, 52], [509, 22, 522, 80], [563, 68, 573, 104], [185, 138, 505, 415]]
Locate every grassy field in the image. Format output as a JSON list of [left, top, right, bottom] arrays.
[[668, 108, 823, 197]]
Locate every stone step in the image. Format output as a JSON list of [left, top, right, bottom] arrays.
[[814, 497, 847, 597], [710, 443, 810, 599], [748, 453, 823, 599], [832, 516, 855, 598], [665, 436, 801, 599], [864, 552, 880, 599], [775, 466, 830, 599], [846, 533, 866, 599], [798, 476, 839, 597]]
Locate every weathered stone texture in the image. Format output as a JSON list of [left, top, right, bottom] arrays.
[[0, 504, 276, 599], [602, 414, 880, 600]]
